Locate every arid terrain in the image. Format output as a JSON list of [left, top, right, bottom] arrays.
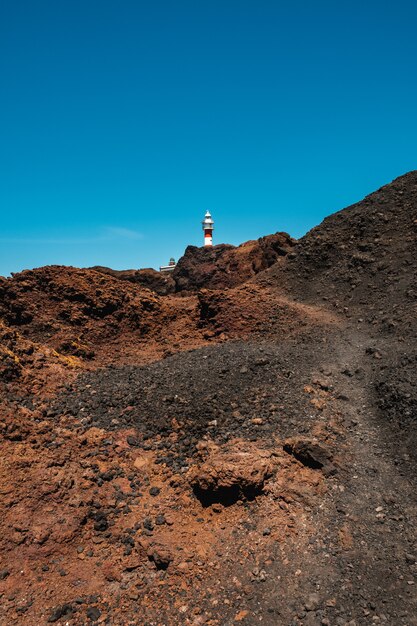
[[0, 172, 416, 625]]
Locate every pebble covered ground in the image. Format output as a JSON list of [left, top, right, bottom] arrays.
[[52, 339, 331, 465]]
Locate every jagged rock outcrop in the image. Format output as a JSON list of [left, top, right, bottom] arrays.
[[189, 443, 274, 505], [172, 232, 295, 292], [91, 232, 295, 294], [90, 266, 175, 295], [0, 265, 162, 351]]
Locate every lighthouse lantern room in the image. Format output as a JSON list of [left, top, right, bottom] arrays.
[[202, 210, 214, 246]]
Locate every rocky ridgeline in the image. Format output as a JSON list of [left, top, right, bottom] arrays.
[[266, 171, 417, 334], [172, 232, 295, 292], [91, 231, 295, 294]]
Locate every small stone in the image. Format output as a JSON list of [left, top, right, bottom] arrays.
[[143, 518, 154, 531], [86, 606, 101, 621], [177, 561, 189, 571], [47, 603, 74, 623], [305, 593, 320, 611], [304, 613, 320, 626], [149, 487, 160, 496], [234, 610, 249, 621], [283, 438, 333, 472], [147, 545, 173, 570], [94, 519, 108, 532], [0, 569, 10, 580], [155, 514, 166, 525], [262, 528, 271, 536]]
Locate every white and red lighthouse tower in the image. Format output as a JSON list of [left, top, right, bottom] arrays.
[[202, 210, 214, 246]]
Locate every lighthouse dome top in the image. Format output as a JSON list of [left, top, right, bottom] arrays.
[[202, 210, 214, 228]]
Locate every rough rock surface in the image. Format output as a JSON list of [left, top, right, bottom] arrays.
[[260, 170, 417, 459], [283, 437, 335, 474], [172, 232, 295, 292], [0, 265, 161, 338], [90, 266, 176, 295], [189, 442, 274, 505], [89, 232, 295, 295], [0, 266, 211, 376], [0, 172, 416, 625], [273, 171, 417, 327]]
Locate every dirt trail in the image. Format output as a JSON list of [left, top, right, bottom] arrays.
[[204, 328, 417, 625], [269, 330, 417, 626]]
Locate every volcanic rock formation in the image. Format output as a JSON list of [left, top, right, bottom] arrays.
[[172, 231, 295, 292], [91, 231, 295, 294], [0, 172, 416, 625], [89, 266, 176, 295]]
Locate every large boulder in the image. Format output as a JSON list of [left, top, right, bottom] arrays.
[[189, 442, 274, 506]]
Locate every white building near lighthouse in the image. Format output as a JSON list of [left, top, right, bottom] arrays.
[[202, 210, 214, 246]]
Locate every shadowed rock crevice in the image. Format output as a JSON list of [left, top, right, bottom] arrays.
[[192, 482, 262, 507]]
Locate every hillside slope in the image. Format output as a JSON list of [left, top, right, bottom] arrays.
[[259, 171, 417, 460], [0, 174, 416, 625], [263, 171, 417, 334]]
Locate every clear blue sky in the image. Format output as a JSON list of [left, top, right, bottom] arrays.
[[1, 1, 416, 275]]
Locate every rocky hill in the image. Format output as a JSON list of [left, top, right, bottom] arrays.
[[265, 171, 417, 332], [260, 171, 417, 462], [90, 231, 295, 294], [171, 231, 295, 292], [0, 173, 416, 625], [89, 266, 176, 296]]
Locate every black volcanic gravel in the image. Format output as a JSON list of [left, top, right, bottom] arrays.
[[258, 171, 417, 461], [53, 340, 330, 461]]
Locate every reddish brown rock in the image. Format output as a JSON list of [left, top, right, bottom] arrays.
[[189, 443, 274, 506], [147, 543, 173, 570], [283, 438, 334, 473], [90, 266, 175, 295], [172, 232, 295, 292]]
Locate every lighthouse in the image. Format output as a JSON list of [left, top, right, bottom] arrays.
[[202, 210, 214, 246]]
